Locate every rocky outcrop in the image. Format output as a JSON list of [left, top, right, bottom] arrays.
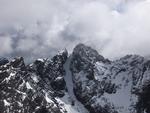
[[1, 43, 150, 113], [70, 44, 150, 113], [0, 50, 68, 113], [0, 57, 9, 66]]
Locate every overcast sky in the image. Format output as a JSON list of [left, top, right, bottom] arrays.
[[0, 0, 150, 61]]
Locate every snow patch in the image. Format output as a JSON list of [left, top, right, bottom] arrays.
[[5, 72, 16, 83], [56, 76, 63, 80], [3, 100, 10, 106], [45, 93, 53, 103], [17, 101, 23, 107], [16, 89, 26, 95], [56, 93, 80, 113], [37, 58, 44, 62], [31, 75, 39, 83], [26, 82, 33, 90]]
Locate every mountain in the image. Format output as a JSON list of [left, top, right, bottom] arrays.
[[0, 43, 150, 113]]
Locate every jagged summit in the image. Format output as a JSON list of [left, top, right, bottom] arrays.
[[73, 43, 107, 63], [0, 44, 150, 113]]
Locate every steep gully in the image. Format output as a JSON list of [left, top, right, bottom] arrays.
[[63, 55, 89, 113]]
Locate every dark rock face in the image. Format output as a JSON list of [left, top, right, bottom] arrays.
[[0, 57, 9, 66], [43, 49, 68, 89], [71, 44, 109, 80], [28, 49, 68, 97], [70, 44, 150, 113], [70, 44, 116, 113], [51, 76, 66, 90], [10, 57, 25, 69], [0, 50, 68, 113], [137, 82, 150, 113]]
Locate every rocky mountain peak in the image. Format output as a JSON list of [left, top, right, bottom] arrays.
[[73, 43, 107, 63], [0, 44, 150, 113], [70, 44, 150, 113]]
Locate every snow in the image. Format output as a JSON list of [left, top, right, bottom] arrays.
[[16, 89, 26, 95], [16, 90, 27, 101], [45, 93, 53, 103], [17, 101, 23, 107], [31, 75, 39, 83], [56, 76, 63, 80], [26, 82, 33, 90], [5, 72, 16, 83], [18, 79, 25, 89], [37, 58, 44, 62], [94, 62, 110, 81], [63, 56, 89, 113], [94, 61, 138, 113], [56, 93, 82, 113], [103, 85, 132, 113], [22, 95, 26, 100], [3, 99, 10, 106]]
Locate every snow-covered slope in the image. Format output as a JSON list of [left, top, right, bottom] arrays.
[[0, 43, 150, 113], [63, 56, 89, 113]]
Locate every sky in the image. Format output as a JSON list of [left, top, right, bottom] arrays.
[[0, 0, 150, 61]]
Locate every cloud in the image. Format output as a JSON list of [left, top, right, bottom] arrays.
[[0, 0, 150, 61], [0, 34, 13, 56], [101, 0, 150, 58]]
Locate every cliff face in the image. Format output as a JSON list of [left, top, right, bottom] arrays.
[[0, 44, 150, 113], [0, 50, 68, 113], [70, 44, 150, 113]]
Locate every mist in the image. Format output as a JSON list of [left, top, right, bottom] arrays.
[[0, 0, 150, 61]]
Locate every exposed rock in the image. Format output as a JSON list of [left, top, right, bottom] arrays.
[[1, 44, 150, 113], [70, 44, 150, 113], [0, 50, 68, 113], [0, 57, 9, 66]]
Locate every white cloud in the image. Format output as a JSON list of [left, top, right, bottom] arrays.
[[0, 0, 150, 60], [101, 0, 150, 58], [0, 35, 13, 55]]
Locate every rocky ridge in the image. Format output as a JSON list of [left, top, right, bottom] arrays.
[[0, 43, 150, 113]]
